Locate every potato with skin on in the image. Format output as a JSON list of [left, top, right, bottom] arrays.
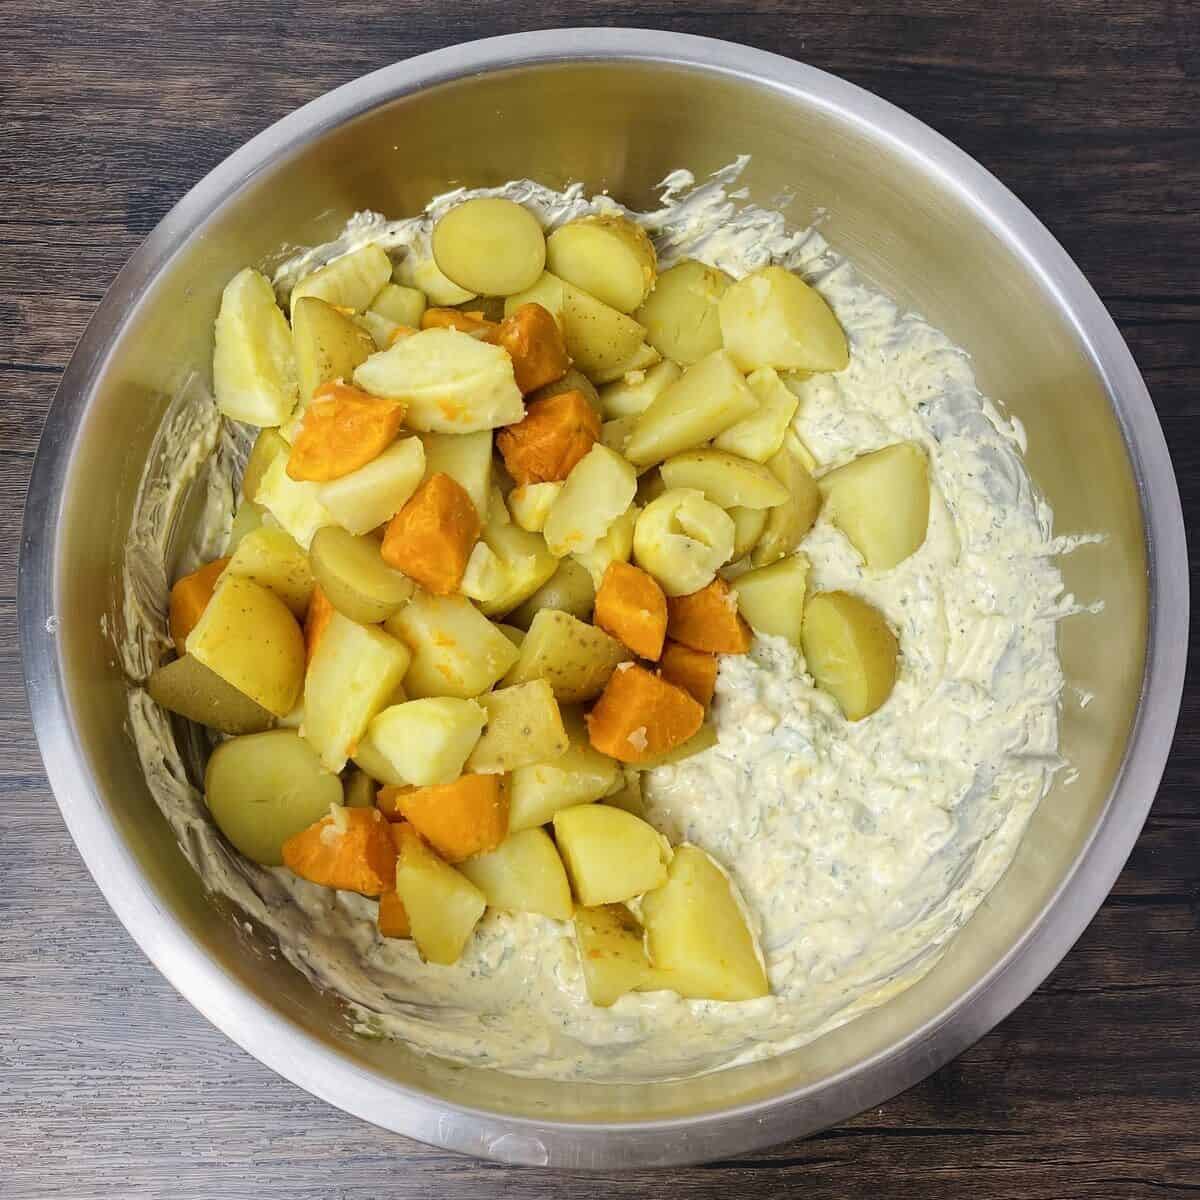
[[286, 382, 405, 483], [633, 489, 735, 597], [495, 303, 571, 395], [432, 197, 547, 297], [528, 366, 601, 411], [598, 360, 681, 420], [546, 214, 657, 314], [282, 805, 397, 895], [417, 430, 492, 522], [148, 654, 276, 735], [660, 449, 790, 510], [381, 472, 480, 596], [553, 804, 671, 906], [666, 577, 752, 655], [497, 390, 600, 487], [801, 591, 899, 720], [588, 341, 662, 387], [659, 641, 718, 709], [734, 554, 809, 647], [594, 561, 668, 661], [502, 609, 628, 704], [225, 526, 313, 617], [634, 259, 731, 365], [729, 505, 768, 562], [366, 697, 487, 786], [572, 503, 639, 591], [241, 428, 290, 505], [586, 663, 704, 764], [713, 366, 800, 463], [467, 679, 569, 775], [168, 557, 229, 648], [316, 435, 426, 536], [508, 482, 563, 533], [574, 904, 663, 1006], [542, 444, 638, 558], [289, 243, 392, 318], [751, 432, 823, 568], [291, 296, 377, 408], [507, 558, 596, 630], [378, 773, 509, 863], [394, 823, 487, 965], [308, 526, 414, 625], [458, 827, 574, 921]]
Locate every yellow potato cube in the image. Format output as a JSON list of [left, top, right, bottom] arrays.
[[253, 453, 333, 550], [574, 904, 663, 1007], [553, 804, 671, 906], [368, 281, 427, 328], [506, 558, 596, 630], [366, 697, 486, 786], [635, 259, 731, 365], [543, 444, 638, 557], [502, 609, 629, 703], [712, 366, 801, 463], [225, 525, 313, 617], [395, 252, 477, 306], [458, 828, 573, 922], [571, 503, 639, 590], [289, 243, 391, 317], [598, 360, 682, 420], [395, 824, 486, 965], [466, 679, 569, 774], [751, 432, 822, 568], [418, 429, 494, 521], [317, 436, 426, 536], [508, 482, 563, 533]]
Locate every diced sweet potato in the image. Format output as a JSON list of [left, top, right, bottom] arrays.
[[586, 663, 704, 764], [381, 472, 481, 595], [659, 641, 718, 708], [495, 303, 571, 394], [286, 381, 406, 482], [420, 308, 499, 339], [377, 890, 412, 938], [496, 390, 600, 486], [168, 556, 229, 648], [376, 774, 509, 863], [666, 578, 752, 654], [594, 561, 667, 661], [281, 805, 397, 895], [303, 584, 335, 665]]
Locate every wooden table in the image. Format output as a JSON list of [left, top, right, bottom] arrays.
[[2, 3, 1197, 1195]]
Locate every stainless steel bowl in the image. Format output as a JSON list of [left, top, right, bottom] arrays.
[[20, 29, 1187, 1168]]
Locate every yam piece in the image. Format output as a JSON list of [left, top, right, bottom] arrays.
[[377, 889, 412, 938], [376, 774, 509, 863], [594, 561, 667, 661], [381, 472, 481, 595], [659, 641, 718, 708], [168, 557, 229, 648], [586, 663, 704, 764], [495, 303, 571, 394], [496, 390, 600, 486], [666, 578, 752, 654], [281, 806, 397, 895], [286, 381, 405, 482]]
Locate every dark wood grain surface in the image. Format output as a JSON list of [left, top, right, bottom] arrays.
[[2, 3, 1197, 1196]]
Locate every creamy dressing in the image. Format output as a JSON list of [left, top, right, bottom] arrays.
[[121, 162, 1091, 1082]]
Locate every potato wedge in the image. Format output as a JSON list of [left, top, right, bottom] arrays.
[[458, 828, 574, 921], [733, 553, 809, 647], [713, 366, 801, 463], [351, 731, 408, 788], [253, 453, 334, 550], [751, 432, 822, 567], [369, 281, 427, 328], [466, 679, 569, 774], [147, 653, 275, 735], [433, 197, 547, 296], [290, 243, 392, 317], [801, 591, 899, 720], [729, 505, 768, 562], [508, 482, 563, 532], [506, 557, 596, 630], [546, 215, 656, 313], [308, 525, 414, 624], [587, 341, 662, 386], [660, 449, 790, 510], [366, 697, 487, 786], [316, 435, 426, 536], [633, 489, 735, 597], [394, 823, 486, 965], [502, 609, 628, 703], [571, 502, 639, 590], [291, 296, 377, 407], [574, 904, 663, 1006], [597, 360, 681, 420], [225, 525, 313, 617], [418, 430, 493, 521], [634, 259, 731, 365], [553, 804, 670, 906], [543, 444, 637, 557], [472, 514, 559, 617]]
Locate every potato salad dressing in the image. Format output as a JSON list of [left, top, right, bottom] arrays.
[[123, 162, 1088, 1081]]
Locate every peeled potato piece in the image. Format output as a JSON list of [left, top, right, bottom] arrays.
[[635, 259, 731, 365], [801, 590, 899, 720], [660, 450, 790, 510], [369, 282, 427, 328], [205, 729, 342, 866], [225, 525, 314, 617], [458, 828, 574, 922], [571, 502, 639, 590], [394, 823, 486, 965], [241, 428, 290, 505], [367, 697, 487, 786], [291, 296, 376, 407], [147, 654, 275, 735], [542, 444, 637, 558], [751, 432, 823, 568], [432, 197, 547, 296], [466, 679, 569, 774], [418, 430, 493, 521], [254, 454, 334, 550], [733, 554, 809, 647], [633, 489, 735, 597], [574, 904, 663, 1007], [317, 436, 426, 537], [469, 511, 559, 618], [598, 360, 682, 420], [394, 253, 477, 306], [729, 505, 768, 562], [508, 482, 563, 532], [546, 215, 657, 313], [309, 526, 414, 624], [713, 366, 801, 463], [290, 244, 392, 317], [553, 804, 670, 906]]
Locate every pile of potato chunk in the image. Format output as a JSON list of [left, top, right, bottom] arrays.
[[149, 196, 931, 1006]]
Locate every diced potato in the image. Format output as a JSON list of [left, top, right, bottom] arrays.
[[228, 501, 266, 552], [574, 904, 665, 1006], [369, 282, 427, 328], [317, 435, 426, 536], [642, 844, 769, 1001], [528, 366, 601, 411], [225, 525, 313, 617], [291, 296, 376, 407], [418, 430, 493, 520], [394, 823, 486, 965], [729, 505, 768, 562], [571, 502, 638, 590], [386, 591, 519, 699], [553, 804, 670, 906], [587, 663, 704, 765], [459, 542, 507, 610], [718, 265, 849, 373], [598, 360, 682, 420], [354, 310, 400, 351], [351, 731, 408, 788], [587, 341, 662, 387], [353, 328, 523, 433], [599, 416, 635, 457], [186, 576, 304, 717], [801, 591, 899, 720], [624, 350, 758, 468], [458, 828, 574, 921], [751, 432, 823, 567], [343, 767, 377, 809], [147, 653, 275, 735], [817, 441, 930, 570], [507, 558, 595, 630], [713, 366, 800, 463], [366, 697, 487, 786], [633, 489, 735, 597], [496, 623, 525, 648], [381, 472, 480, 596], [502, 609, 628, 703], [546, 215, 657, 313], [630, 722, 718, 770], [508, 482, 563, 532], [503, 271, 566, 325], [472, 514, 559, 617], [660, 449, 790, 510], [634, 259, 731, 365], [396, 252, 477, 307], [466, 679, 569, 774], [733, 554, 808, 647], [602, 772, 644, 817], [543, 444, 637, 557], [254, 453, 334, 549], [303, 611, 412, 771], [290, 243, 392, 317], [241, 428, 290, 504], [308, 525, 414, 624], [507, 711, 621, 832], [283, 804, 397, 895], [380, 774, 509, 862], [213, 268, 299, 427], [432, 197, 547, 296], [205, 729, 342, 866]]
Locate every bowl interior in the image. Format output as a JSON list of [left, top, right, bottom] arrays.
[[47, 57, 1147, 1137]]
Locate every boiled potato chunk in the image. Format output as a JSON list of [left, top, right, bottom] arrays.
[[729, 505, 768, 562], [528, 365, 601, 410], [303, 611, 412, 771], [801, 590, 898, 720], [369, 282, 427, 328], [147, 654, 275, 735], [588, 341, 662, 386], [351, 731, 408, 788], [660, 450, 789, 510], [642, 845, 769, 1001], [817, 441, 930, 570], [543, 444, 637, 557], [718, 265, 849, 373], [309, 525, 415, 624], [599, 416, 635, 457], [504, 271, 566, 325], [366, 697, 486, 786], [733, 554, 808, 647], [353, 328, 523, 433], [571, 502, 638, 590], [385, 591, 519, 699], [466, 679, 569, 774], [291, 296, 376, 406], [546, 214, 656, 313], [508, 482, 562, 533], [751, 432, 822, 568], [624, 349, 759, 468], [469, 515, 559, 618], [355, 310, 400, 351], [228, 500, 266, 552], [254, 453, 334, 549], [633, 489, 735, 597], [394, 823, 486, 965], [502, 609, 628, 703], [225, 525, 313, 616], [396, 252, 477, 306], [317, 435, 426, 536], [553, 804, 670, 906], [213, 268, 298, 427], [507, 557, 596, 629], [241, 428, 290, 504], [458, 828, 573, 921], [186, 575, 304, 717], [290, 243, 391, 317], [418, 430, 493, 521], [205, 729, 342, 866], [635, 259, 731, 365], [713, 366, 801, 463], [598, 360, 681, 419], [574, 904, 662, 1007], [432, 197, 547, 296]]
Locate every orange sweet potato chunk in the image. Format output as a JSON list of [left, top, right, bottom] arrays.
[[495, 390, 600, 486], [666, 578, 753, 655], [281, 806, 397, 895], [169, 556, 230, 648], [304, 585, 335, 666], [420, 308, 499, 339], [377, 890, 412, 938], [586, 663, 704, 764], [286, 381, 405, 482], [495, 303, 570, 394], [594, 561, 668, 661], [376, 775, 509, 863], [659, 641, 719, 708], [380, 472, 481, 595]]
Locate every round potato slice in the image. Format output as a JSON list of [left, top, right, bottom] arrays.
[[546, 215, 657, 314], [801, 591, 898, 720], [205, 729, 343, 866], [635, 260, 731, 365], [432, 198, 547, 297], [309, 525, 414, 624]]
